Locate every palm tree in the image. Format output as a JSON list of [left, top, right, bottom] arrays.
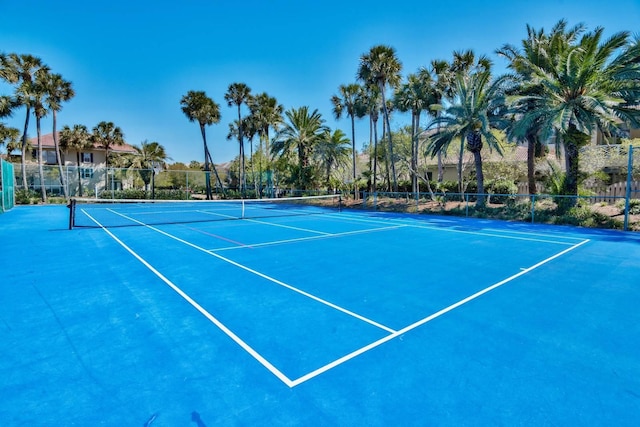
[[91, 121, 124, 191], [33, 68, 51, 202], [315, 129, 352, 188], [360, 86, 382, 192], [128, 140, 169, 195], [44, 73, 75, 199], [0, 126, 20, 155], [248, 92, 283, 196], [224, 83, 252, 196], [331, 83, 366, 195], [497, 20, 585, 194], [508, 24, 640, 198], [272, 106, 328, 190], [0, 53, 47, 189], [357, 45, 403, 192], [180, 90, 224, 199], [427, 71, 506, 206], [59, 124, 91, 197], [393, 70, 436, 192], [429, 50, 494, 193], [0, 95, 20, 155], [242, 116, 259, 195], [428, 59, 451, 182]]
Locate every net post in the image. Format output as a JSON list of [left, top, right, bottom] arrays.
[[338, 194, 342, 212], [68, 198, 76, 230]]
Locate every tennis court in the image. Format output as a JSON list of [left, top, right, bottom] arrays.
[[1, 199, 639, 426]]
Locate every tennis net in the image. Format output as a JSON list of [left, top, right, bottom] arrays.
[[68, 194, 342, 229]]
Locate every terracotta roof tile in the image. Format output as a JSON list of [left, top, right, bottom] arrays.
[[29, 132, 136, 153]]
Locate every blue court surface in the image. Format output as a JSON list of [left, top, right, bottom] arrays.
[[1, 204, 639, 426]]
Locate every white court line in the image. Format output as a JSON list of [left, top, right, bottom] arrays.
[[329, 212, 577, 246], [210, 224, 408, 252], [104, 208, 396, 334], [288, 237, 591, 387], [242, 218, 331, 235], [80, 209, 296, 387]]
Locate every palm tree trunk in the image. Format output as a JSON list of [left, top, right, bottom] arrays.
[[436, 114, 443, 182], [411, 112, 418, 193], [36, 116, 47, 202], [379, 87, 397, 192], [200, 124, 213, 199], [20, 107, 30, 190], [350, 114, 357, 199], [384, 120, 391, 192], [206, 146, 225, 196], [250, 138, 258, 196], [473, 150, 485, 206], [52, 112, 68, 199], [457, 137, 464, 194], [368, 116, 373, 192], [373, 117, 379, 193], [526, 133, 536, 195], [563, 141, 579, 197]]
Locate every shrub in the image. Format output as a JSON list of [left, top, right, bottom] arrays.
[[616, 198, 640, 215], [15, 189, 37, 204], [486, 179, 518, 204]]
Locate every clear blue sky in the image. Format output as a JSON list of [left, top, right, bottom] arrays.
[[2, 0, 639, 165]]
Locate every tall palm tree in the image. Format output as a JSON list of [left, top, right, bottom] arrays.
[[393, 70, 436, 192], [429, 50, 494, 193], [59, 124, 91, 197], [242, 116, 259, 195], [357, 45, 403, 192], [0, 53, 47, 189], [331, 83, 366, 195], [427, 71, 506, 206], [224, 83, 252, 196], [248, 92, 283, 196], [497, 20, 586, 194], [509, 24, 640, 198], [315, 129, 352, 188], [428, 59, 451, 182], [180, 90, 224, 199], [360, 86, 382, 192], [44, 73, 75, 199], [272, 106, 328, 190], [91, 121, 124, 191]]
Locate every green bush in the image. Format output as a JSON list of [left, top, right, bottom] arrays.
[[616, 198, 640, 215], [15, 189, 37, 204], [486, 180, 518, 204]]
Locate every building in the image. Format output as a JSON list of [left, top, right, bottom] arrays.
[[15, 132, 138, 195]]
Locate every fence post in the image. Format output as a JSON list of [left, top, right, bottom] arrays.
[[624, 145, 634, 231]]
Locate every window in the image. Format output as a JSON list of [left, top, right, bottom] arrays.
[[30, 150, 58, 165], [43, 150, 57, 165], [81, 152, 94, 163], [80, 168, 94, 179]]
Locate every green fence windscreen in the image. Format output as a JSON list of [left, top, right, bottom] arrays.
[[1, 159, 15, 212]]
